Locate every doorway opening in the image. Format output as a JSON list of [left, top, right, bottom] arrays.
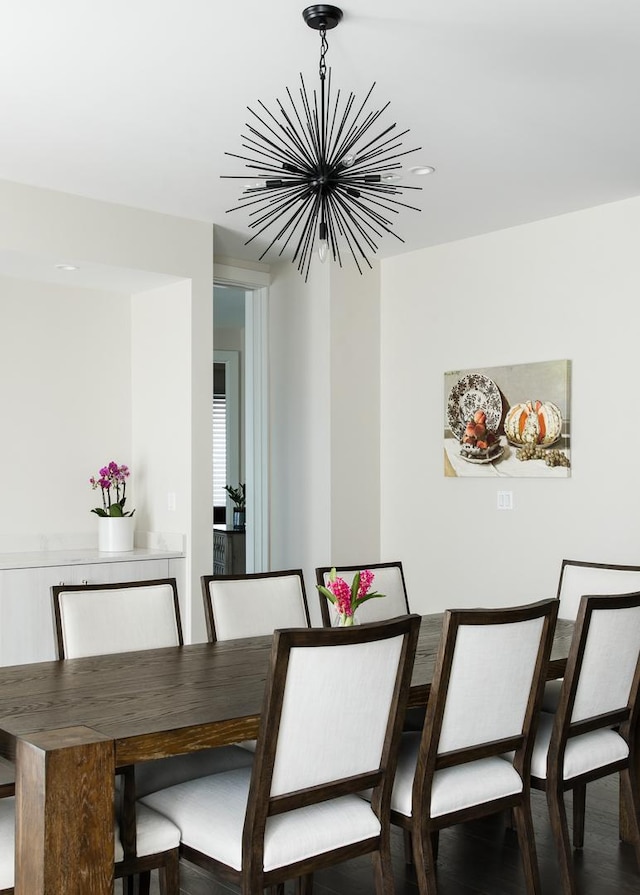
[[213, 276, 269, 573]]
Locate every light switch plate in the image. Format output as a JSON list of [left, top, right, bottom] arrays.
[[497, 490, 513, 510]]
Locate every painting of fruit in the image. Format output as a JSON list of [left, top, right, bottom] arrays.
[[462, 410, 497, 448], [444, 360, 571, 478], [504, 400, 563, 445]]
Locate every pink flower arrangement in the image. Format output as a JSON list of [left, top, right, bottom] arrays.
[[89, 461, 135, 517], [317, 568, 385, 626]]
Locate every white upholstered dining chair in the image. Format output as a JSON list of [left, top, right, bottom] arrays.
[[141, 615, 421, 895], [360, 599, 557, 895], [201, 569, 310, 642], [316, 561, 422, 732], [530, 591, 640, 895], [201, 569, 311, 755], [51, 578, 252, 895], [543, 559, 640, 712], [0, 796, 14, 895], [53, 577, 183, 658], [555, 559, 640, 621], [315, 561, 410, 627], [0, 793, 180, 895]]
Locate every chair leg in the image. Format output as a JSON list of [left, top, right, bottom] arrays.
[[158, 849, 180, 895], [619, 766, 640, 869], [403, 828, 414, 864], [572, 785, 586, 849], [295, 874, 314, 895], [411, 821, 438, 895], [546, 786, 578, 895], [431, 830, 439, 863], [404, 827, 438, 870], [123, 877, 136, 895], [371, 845, 395, 895], [512, 800, 542, 895], [138, 870, 151, 895]]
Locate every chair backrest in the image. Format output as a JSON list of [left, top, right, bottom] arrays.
[[554, 592, 640, 738], [315, 561, 410, 627], [557, 559, 640, 620], [52, 578, 183, 659], [413, 599, 557, 811], [244, 615, 421, 853], [200, 570, 310, 642]]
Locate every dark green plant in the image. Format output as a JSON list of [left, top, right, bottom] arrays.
[[224, 483, 246, 508]]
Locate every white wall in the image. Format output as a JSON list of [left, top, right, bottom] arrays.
[[131, 281, 192, 538], [269, 261, 331, 622], [268, 259, 382, 621], [380, 196, 640, 614], [0, 276, 130, 546], [0, 179, 213, 639], [329, 262, 381, 562]]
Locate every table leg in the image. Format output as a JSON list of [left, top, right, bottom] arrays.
[[15, 726, 114, 895]]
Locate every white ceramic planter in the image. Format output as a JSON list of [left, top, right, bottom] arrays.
[[98, 516, 135, 552]]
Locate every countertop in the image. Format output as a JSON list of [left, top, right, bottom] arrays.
[[0, 547, 185, 571]]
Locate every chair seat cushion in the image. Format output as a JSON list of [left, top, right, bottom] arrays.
[[541, 679, 563, 713], [530, 712, 630, 781], [0, 797, 14, 890], [115, 803, 181, 862], [133, 744, 254, 797], [382, 732, 523, 818], [141, 767, 381, 872]]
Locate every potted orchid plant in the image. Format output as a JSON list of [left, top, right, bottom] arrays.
[[89, 461, 135, 517], [316, 568, 385, 626], [89, 461, 135, 552]]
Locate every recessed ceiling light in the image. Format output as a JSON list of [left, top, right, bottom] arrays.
[[55, 263, 79, 271], [409, 166, 436, 176]]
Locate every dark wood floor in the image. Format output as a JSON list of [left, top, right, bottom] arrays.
[[131, 776, 638, 894]]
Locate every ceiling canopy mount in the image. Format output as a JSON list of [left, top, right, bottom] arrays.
[[302, 5, 343, 31]]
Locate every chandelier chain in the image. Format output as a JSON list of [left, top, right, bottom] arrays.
[[319, 26, 328, 81]]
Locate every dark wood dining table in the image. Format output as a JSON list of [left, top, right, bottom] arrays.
[[0, 614, 575, 895]]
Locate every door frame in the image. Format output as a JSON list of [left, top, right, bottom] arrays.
[[214, 262, 270, 572]]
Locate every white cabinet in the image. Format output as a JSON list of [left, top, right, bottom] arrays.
[[0, 551, 184, 666], [0, 566, 61, 665]]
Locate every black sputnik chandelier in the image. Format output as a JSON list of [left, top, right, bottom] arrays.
[[223, 5, 424, 281]]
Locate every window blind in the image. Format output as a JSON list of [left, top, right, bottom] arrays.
[[213, 393, 227, 506]]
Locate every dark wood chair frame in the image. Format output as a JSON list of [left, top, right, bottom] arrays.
[[531, 591, 640, 895], [51, 578, 183, 895], [315, 561, 410, 627], [201, 569, 311, 642], [557, 558, 640, 611], [51, 577, 183, 659], [178, 615, 421, 895], [396, 599, 558, 895]]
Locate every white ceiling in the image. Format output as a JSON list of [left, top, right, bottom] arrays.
[[1, 1, 639, 272]]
